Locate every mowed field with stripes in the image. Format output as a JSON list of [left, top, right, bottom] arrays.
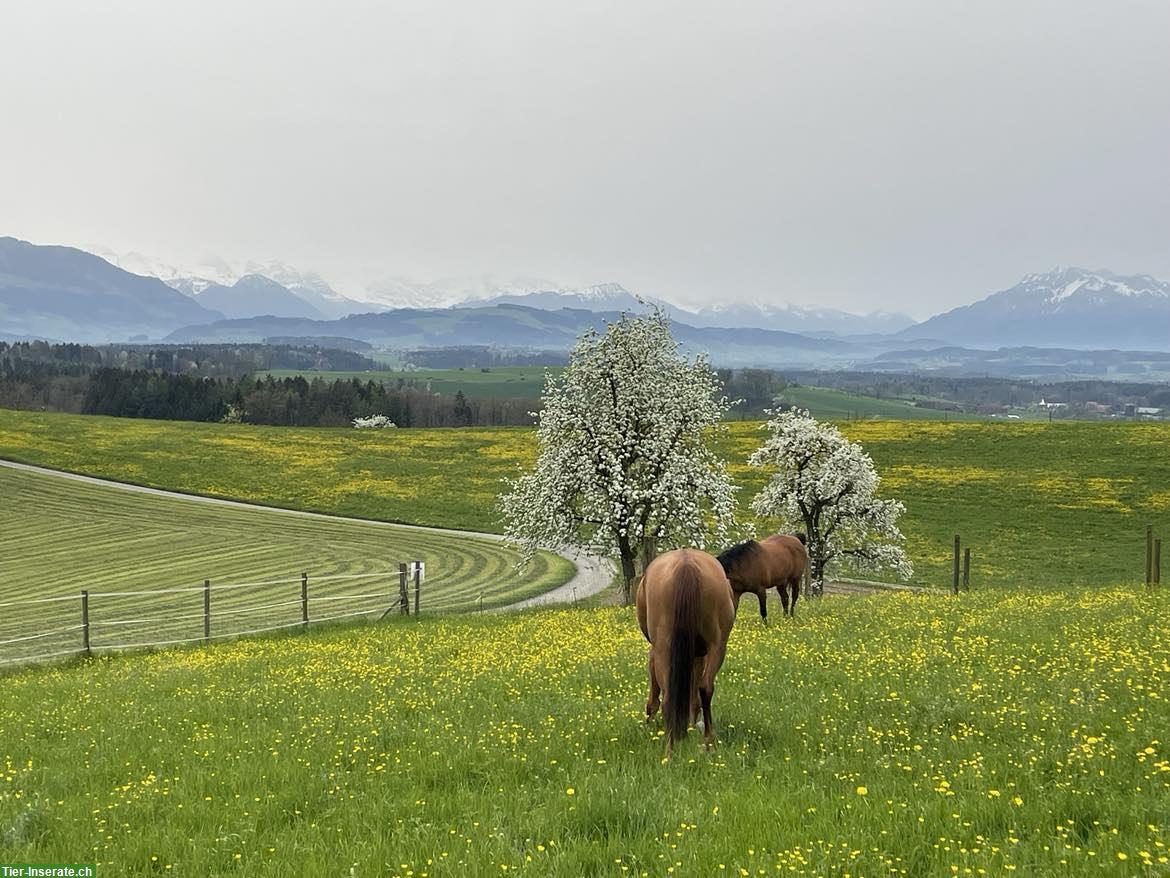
[[0, 465, 573, 666]]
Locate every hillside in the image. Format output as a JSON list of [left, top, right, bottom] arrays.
[[165, 304, 853, 367], [0, 237, 222, 342], [1, 409, 1166, 588]]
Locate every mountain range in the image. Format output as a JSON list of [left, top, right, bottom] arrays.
[[901, 268, 1170, 349], [0, 237, 221, 342], [161, 304, 853, 368], [6, 237, 1170, 363], [194, 275, 326, 321], [91, 247, 376, 319]]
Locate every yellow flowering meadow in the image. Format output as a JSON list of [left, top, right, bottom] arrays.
[[2, 584, 1166, 876], [3, 410, 1168, 588]]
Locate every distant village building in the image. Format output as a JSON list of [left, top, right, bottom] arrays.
[[1137, 406, 1164, 418], [1037, 398, 1067, 410]]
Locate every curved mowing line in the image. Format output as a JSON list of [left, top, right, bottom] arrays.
[[0, 464, 575, 663]]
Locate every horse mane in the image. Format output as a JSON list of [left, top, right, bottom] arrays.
[[793, 532, 807, 545], [716, 540, 760, 573]]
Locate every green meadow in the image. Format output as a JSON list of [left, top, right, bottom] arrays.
[[0, 465, 571, 664], [1, 585, 1166, 876], [0, 409, 1166, 589], [262, 368, 969, 420]]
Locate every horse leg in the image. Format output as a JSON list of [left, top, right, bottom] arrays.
[[777, 584, 790, 617], [699, 640, 728, 750], [788, 577, 800, 617], [757, 590, 768, 625], [645, 651, 661, 722], [689, 656, 704, 727]]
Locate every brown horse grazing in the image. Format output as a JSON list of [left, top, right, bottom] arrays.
[[717, 533, 808, 622], [635, 549, 735, 756]]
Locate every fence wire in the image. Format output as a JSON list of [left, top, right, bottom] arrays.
[[1, 568, 423, 669]]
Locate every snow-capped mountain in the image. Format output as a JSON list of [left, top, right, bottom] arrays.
[[458, 284, 911, 336], [89, 248, 377, 319], [464, 282, 670, 313], [684, 301, 915, 335], [362, 274, 570, 310], [194, 275, 327, 321], [238, 261, 378, 319], [903, 267, 1170, 349], [88, 247, 238, 295]]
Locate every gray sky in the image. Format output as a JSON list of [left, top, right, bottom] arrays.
[[2, 0, 1169, 317]]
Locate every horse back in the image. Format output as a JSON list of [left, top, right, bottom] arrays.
[[642, 549, 734, 645], [760, 534, 809, 581]]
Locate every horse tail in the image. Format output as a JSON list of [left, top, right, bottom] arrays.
[[665, 560, 703, 747]]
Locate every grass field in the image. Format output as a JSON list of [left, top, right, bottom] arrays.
[[262, 367, 971, 420], [2, 584, 1166, 875], [1, 409, 1167, 590], [0, 465, 572, 665], [764, 385, 970, 421], [262, 365, 562, 400]]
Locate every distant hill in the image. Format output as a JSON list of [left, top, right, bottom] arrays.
[[467, 283, 668, 313], [194, 275, 326, 321], [686, 302, 915, 336], [166, 304, 853, 367], [464, 283, 915, 336], [0, 237, 222, 342], [902, 268, 1170, 350]]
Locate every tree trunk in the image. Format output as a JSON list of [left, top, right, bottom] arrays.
[[802, 512, 825, 597], [807, 530, 827, 597], [618, 536, 638, 606], [809, 555, 827, 597]]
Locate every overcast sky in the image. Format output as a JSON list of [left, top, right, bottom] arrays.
[[2, 0, 1169, 317]]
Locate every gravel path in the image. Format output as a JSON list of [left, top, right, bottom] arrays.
[[0, 458, 610, 610]]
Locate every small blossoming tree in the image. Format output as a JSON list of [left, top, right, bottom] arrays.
[[749, 409, 912, 594], [353, 415, 397, 429], [498, 308, 738, 604]]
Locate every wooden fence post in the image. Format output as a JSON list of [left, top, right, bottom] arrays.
[[399, 563, 409, 615], [203, 579, 211, 642], [301, 572, 309, 630], [413, 561, 421, 616], [81, 589, 91, 657], [953, 535, 960, 595], [1147, 525, 1154, 585], [962, 548, 970, 591], [1155, 539, 1162, 586]]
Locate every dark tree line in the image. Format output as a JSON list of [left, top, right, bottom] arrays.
[[5, 343, 1168, 428], [0, 358, 535, 427], [403, 346, 570, 368], [0, 340, 381, 379]]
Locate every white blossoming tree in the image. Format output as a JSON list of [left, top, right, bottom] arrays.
[[749, 409, 912, 594], [498, 308, 738, 605]]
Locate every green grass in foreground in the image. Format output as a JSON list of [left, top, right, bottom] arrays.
[[0, 466, 572, 664], [262, 365, 563, 400], [1, 409, 1168, 589], [1, 585, 1166, 875]]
